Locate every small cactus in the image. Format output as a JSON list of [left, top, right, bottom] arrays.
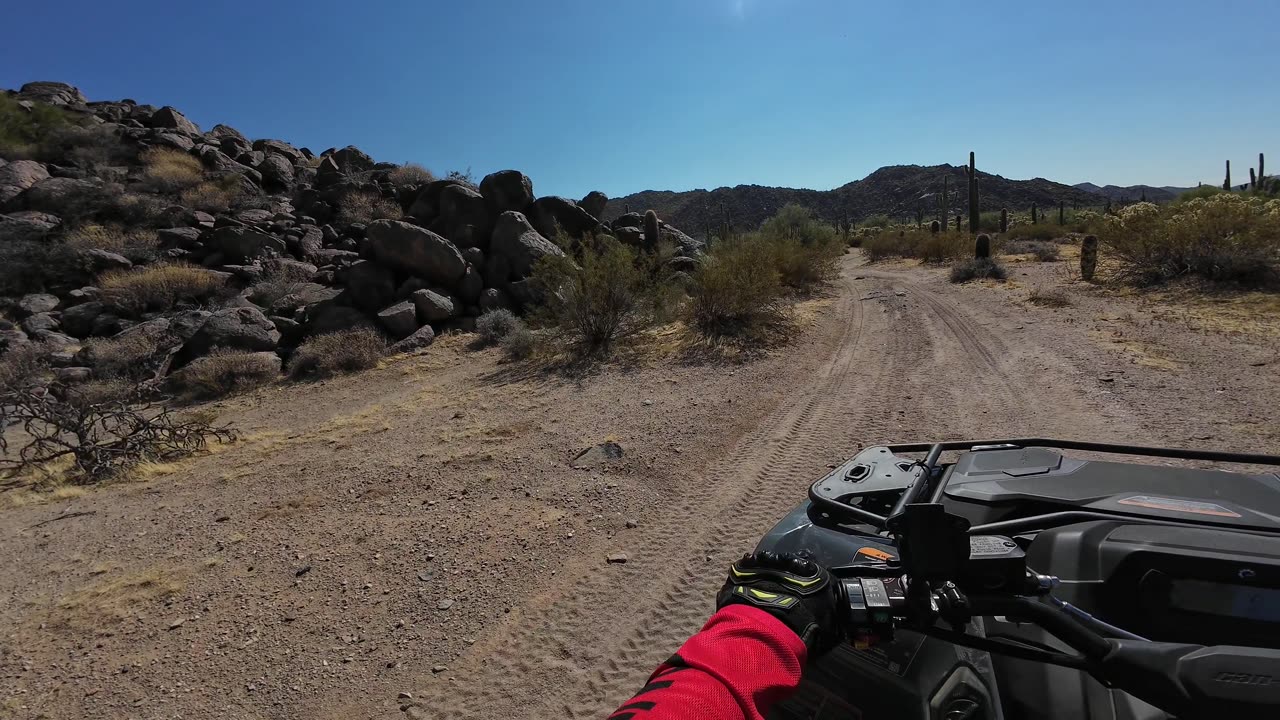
[[975, 234, 991, 259], [999, 208, 1008, 233], [644, 209, 660, 247], [930, 219, 941, 234], [1081, 235, 1099, 281]]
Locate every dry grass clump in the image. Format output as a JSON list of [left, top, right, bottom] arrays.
[[98, 263, 226, 312], [288, 328, 386, 379]]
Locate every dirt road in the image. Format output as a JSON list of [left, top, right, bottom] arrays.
[[2, 252, 1276, 719]]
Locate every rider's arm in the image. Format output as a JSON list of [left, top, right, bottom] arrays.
[[608, 604, 806, 720], [609, 552, 842, 720]]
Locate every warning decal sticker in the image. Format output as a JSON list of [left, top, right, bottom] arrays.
[[1118, 495, 1242, 518]]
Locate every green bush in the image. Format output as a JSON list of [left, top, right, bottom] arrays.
[[501, 324, 536, 360], [1004, 240, 1060, 261], [758, 204, 843, 289], [1098, 196, 1280, 287], [950, 257, 1008, 283], [64, 224, 160, 264], [687, 235, 784, 337], [533, 237, 650, 356], [0, 94, 73, 158], [862, 228, 968, 263], [288, 328, 387, 379]]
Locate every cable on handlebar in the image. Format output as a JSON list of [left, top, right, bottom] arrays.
[[1046, 596, 1147, 642], [962, 595, 1113, 660], [918, 626, 1091, 671]]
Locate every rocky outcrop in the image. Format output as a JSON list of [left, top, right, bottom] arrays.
[[487, 211, 565, 281], [366, 220, 466, 287]]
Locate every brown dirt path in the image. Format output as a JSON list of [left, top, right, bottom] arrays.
[[2, 251, 1276, 719]]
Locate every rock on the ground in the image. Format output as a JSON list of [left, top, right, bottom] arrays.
[[180, 306, 280, 361], [479, 170, 535, 216], [435, 184, 491, 248], [60, 302, 106, 338], [410, 289, 456, 323], [606, 552, 629, 564], [366, 220, 466, 288], [579, 191, 608, 220], [150, 106, 201, 136], [18, 293, 59, 315], [10, 177, 100, 214], [257, 154, 295, 189], [157, 227, 203, 249], [528, 196, 601, 239], [571, 441, 624, 469], [17, 82, 87, 107], [331, 146, 375, 173], [0, 321, 28, 352], [81, 248, 132, 273], [479, 288, 510, 312], [0, 211, 61, 243], [0, 160, 50, 204], [487, 211, 565, 282], [377, 301, 420, 339], [389, 324, 435, 354]]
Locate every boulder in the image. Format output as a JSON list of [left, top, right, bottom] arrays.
[[315, 156, 343, 186], [81, 249, 132, 273], [22, 312, 59, 334], [293, 225, 324, 261], [579, 191, 608, 220], [253, 139, 303, 163], [54, 367, 92, 384], [410, 289, 456, 323], [219, 135, 252, 158], [266, 283, 340, 316], [331, 146, 375, 173], [407, 179, 472, 221], [344, 260, 397, 312], [157, 227, 203, 249], [210, 226, 286, 263], [0, 321, 29, 352], [614, 226, 646, 248], [310, 248, 360, 266], [60, 301, 107, 338], [488, 211, 565, 281], [376, 301, 420, 339], [169, 310, 214, 342], [0, 160, 50, 204], [461, 246, 484, 268], [661, 223, 707, 257], [613, 212, 643, 230], [388, 324, 435, 354], [304, 302, 375, 337], [479, 170, 535, 217], [10, 177, 100, 214], [257, 154, 295, 189], [209, 124, 248, 143], [528, 196, 601, 239], [436, 184, 491, 247], [18, 293, 59, 315], [667, 256, 701, 273], [236, 208, 275, 226], [152, 132, 195, 152], [180, 306, 280, 362], [150, 106, 201, 136], [366, 220, 466, 287], [17, 82, 87, 107], [0, 211, 61, 243]]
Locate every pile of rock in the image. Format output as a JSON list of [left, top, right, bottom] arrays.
[[0, 82, 705, 381]]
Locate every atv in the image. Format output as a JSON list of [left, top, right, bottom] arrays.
[[758, 439, 1280, 720]]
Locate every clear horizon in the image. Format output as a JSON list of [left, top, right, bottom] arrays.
[[3, 0, 1275, 199]]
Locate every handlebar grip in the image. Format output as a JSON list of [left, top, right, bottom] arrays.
[[1101, 640, 1280, 719]]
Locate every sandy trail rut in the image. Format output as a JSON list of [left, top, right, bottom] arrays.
[[405, 256, 1159, 719]]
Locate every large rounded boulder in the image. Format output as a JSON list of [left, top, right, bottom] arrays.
[[528, 196, 601, 239], [487, 211, 565, 282], [178, 306, 280, 364], [479, 170, 534, 217], [366, 220, 466, 288]]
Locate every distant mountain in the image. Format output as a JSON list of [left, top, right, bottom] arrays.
[[605, 165, 1105, 238], [1072, 183, 1195, 203]]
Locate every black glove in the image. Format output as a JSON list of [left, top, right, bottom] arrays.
[[716, 551, 844, 656]]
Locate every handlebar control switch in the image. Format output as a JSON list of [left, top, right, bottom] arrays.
[[842, 577, 902, 646]]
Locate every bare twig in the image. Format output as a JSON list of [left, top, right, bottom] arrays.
[[26, 510, 98, 529]]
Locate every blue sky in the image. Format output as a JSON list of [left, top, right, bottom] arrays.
[[3, 1, 1276, 198]]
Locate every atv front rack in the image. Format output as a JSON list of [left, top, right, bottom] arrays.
[[808, 438, 1280, 533]]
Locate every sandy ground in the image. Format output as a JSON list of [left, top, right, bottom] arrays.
[[1, 250, 1277, 719]]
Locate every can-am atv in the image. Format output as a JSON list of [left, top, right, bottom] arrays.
[[758, 438, 1280, 720]]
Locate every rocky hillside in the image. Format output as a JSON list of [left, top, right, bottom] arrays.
[[0, 82, 703, 385], [1072, 182, 1194, 203], [605, 165, 1107, 237]]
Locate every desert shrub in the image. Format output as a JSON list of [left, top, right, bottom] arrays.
[[99, 263, 227, 313], [476, 308, 523, 346], [140, 147, 204, 193], [533, 237, 651, 356], [758, 204, 843, 289], [1175, 186, 1227, 203], [1098, 196, 1280, 287], [80, 332, 167, 380], [1028, 288, 1072, 307], [950, 257, 1008, 283], [0, 373, 234, 484], [64, 224, 160, 264], [1004, 240, 1060, 261], [248, 260, 316, 309], [0, 241, 68, 295], [389, 162, 435, 185], [1005, 223, 1069, 242], [862, 229, 968, 263], [180, 175, 244, 212], [169, 349, 280, 400], [0, 94, 74, 158], [445, 168, 476, 187], [859, 214, 892, 229], [288, 328, 386, 379], [687, 235, 784, 337], [338, 191, 401, 224], [501, 324, 536, 360]]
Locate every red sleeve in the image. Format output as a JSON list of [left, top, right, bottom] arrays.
[[608, 604, 808, 720]]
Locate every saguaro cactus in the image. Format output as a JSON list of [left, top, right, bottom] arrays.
[[975, 233, 991, 259], [968, 152, 980, 234], [1260, 153, 1266, 184], [955, 214, 962, 232], [1031, 203, 1038, 225], [938, 175, 949, 229], [1059, 201, 1065, 226], [1224, 160, 1231, 191], [1081, 235, 1099, 281], [930, 220, 941, 234], [644, 209, 660, 247], [1000, 208, 1008, 233], [1251, 169, 1258, 190]]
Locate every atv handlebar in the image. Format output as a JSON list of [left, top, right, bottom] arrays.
[[835, 574, 1280, 718]]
